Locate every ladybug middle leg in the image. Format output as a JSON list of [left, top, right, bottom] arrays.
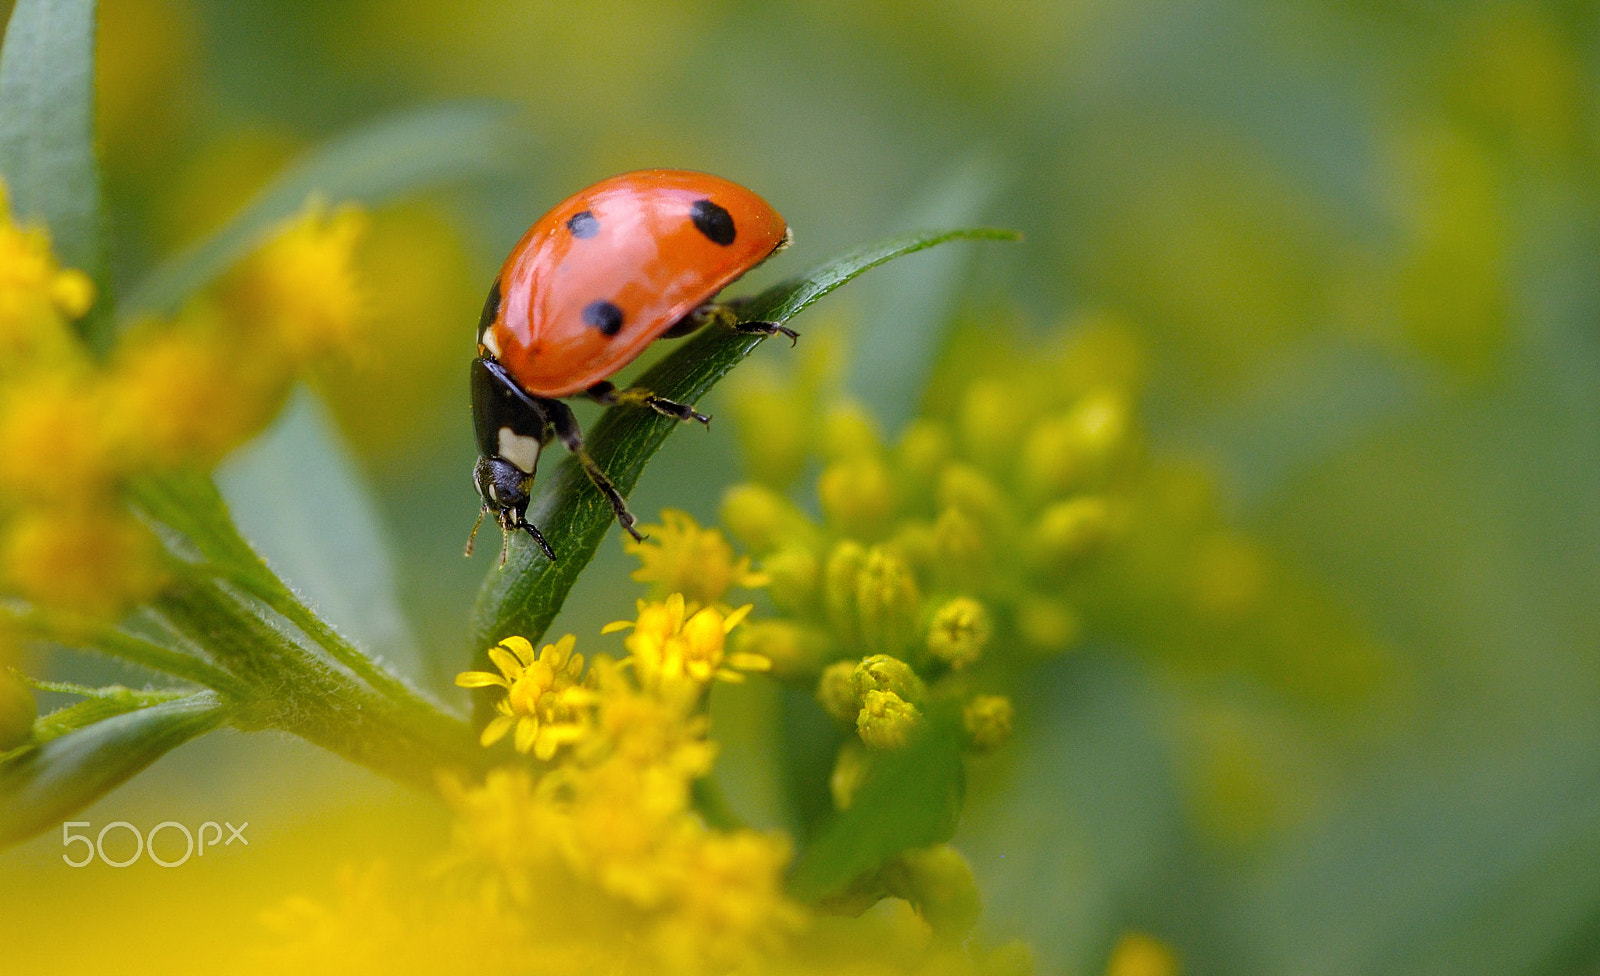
[[662, 302, 800, 346], [585, 381, 711, 427], [540, 396, 646, 542]]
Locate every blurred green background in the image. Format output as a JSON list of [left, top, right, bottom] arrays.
[[6, 1, 1600, 974]]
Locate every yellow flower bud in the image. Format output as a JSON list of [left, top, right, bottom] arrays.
[[1105, 933, 1179, 976], [886, 845, 982, 939], [937, 463, 1007, 529], [760, 544, 819, 616], [1028, 496, 1113, 570], [1188, 532, 1266, 621], [823, 540, 868, 641], [855, 547, 921, 655], [959, 377, 1030, 472], [818, 455, 896, 540], [0, 669, 35, 750], [731, 369, 810, 488], [895, 418, 953, 486], [1018, 596, 1081, 657], [927, 598, 992, 669], [820, 400, 882, 461], [932, 505, 989, 588], [881, 521, 932, 573], [830, 739, 871, 810], [817, 659, 861, 723], [856, 689, 921, 749], [852, 654, 925, 706], [963, 694, 1015, 752], [1020, 390, 1132, 499], [720, 483, 811, 554]]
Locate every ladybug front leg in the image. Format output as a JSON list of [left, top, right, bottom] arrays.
[[585, 381, 711, 427], [539, 396, 646, 541]]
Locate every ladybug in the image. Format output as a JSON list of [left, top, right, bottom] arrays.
[[469, 169, 796, 563]]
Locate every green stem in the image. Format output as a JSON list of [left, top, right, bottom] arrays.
[[156, 577, 486, 785]]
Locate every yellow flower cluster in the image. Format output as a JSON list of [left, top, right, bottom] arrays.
[[0, 184, 366, 618], [259, 594, 1031, 975], [448, 596, 799, 974], [713, 316, 1383, 840]]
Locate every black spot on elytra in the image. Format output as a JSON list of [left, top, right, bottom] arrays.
[[567, 210, 599, 238], [583, 299, 625, 337], [478, 278, 502, 339], [690, 199, 737, 246]]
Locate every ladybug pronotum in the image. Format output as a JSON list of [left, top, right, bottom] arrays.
[[468, 169, 795, 563]]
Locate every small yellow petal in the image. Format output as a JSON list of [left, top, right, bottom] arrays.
[[479, 715, 515, 747], [498, 635, 535, 663], [723, 603, 755, 632], [601, 619, 635, 635], [513, 716, 540, 754], [454, 671, 509, 689], [487, 645, 524, 680]]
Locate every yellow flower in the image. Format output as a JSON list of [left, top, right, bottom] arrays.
[[622, 508, 767, 605], [224, 202, 367, 363], [1, 505, 168, 618], [455, 635, 594, 760], [603, 593, 768, 691], [104, 317, 289, 469], [0, 180, 93, 375], [0, 372, 114, 506]]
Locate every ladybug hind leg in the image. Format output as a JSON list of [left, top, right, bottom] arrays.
[[586, 381, 711, 427], [542, 396, 646, 542]]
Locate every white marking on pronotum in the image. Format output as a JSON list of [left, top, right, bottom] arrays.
[[480, 326, 502, 359], [498, 426, 541, 474]]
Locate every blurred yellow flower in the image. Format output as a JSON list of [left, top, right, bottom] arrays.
[[223, 203, 368, 363], [622, 508, 767, 605]]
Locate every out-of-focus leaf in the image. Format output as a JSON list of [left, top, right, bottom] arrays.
[[468, 227, 1020, 652], [0, 692, 229, 847], [19, 681, 186, 749], [847, 153, 1007, 432], [0, 0, 102, 321], [122, 101, 526, 318], [216, 387, 421, 679], [786, 710, 964, 902], [956, 654, 1184, 974]]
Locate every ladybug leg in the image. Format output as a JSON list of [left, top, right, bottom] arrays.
[[665, 303, 800, 346], [732, 319, 800, 346], [540, 396, 646, 542], [585, 381, 711, 427]]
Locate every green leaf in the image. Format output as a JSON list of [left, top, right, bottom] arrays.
[[847, 153, 1007, 432], [0, 0, 103, 317], [216, 387, 421, 679], [0, 692, 229, 847], [20, 681, 187, 748], [467, 226, 1020, 652], [122, 101, 527, 319], [786, 712, 965, 902]]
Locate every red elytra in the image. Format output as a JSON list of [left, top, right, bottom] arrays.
[[479, 169, 790, 398]]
